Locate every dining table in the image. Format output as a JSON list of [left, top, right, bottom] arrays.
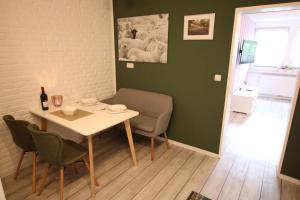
[[30, 102, 139, 197]]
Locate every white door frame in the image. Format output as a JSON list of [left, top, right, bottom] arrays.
[[220, 1, 300, 180]]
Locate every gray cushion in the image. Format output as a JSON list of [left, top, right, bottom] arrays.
[[130, 115, 156, 132]]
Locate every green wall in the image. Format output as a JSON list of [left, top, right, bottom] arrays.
[[281, 96, 300, 179], [113, 0, 300, 179]]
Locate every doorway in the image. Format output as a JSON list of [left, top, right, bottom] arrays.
[[220, 2, 300, 180]]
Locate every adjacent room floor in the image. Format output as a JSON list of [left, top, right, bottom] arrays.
[[201, 97, 300, 200], [2, 98, 300, 200]]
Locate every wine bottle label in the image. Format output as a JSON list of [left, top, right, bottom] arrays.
[[43, 101, 48, 108]]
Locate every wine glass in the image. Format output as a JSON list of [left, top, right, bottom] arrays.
[[51, 95, 63, 109]]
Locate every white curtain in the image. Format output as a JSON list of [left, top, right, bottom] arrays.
[[254, 27, 300, 68], [254, 28, 289, 67]]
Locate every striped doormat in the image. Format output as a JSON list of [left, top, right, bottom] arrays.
[[186, 191, 211, 200]]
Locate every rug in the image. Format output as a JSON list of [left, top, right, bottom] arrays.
[[186, 191, 211, 200]]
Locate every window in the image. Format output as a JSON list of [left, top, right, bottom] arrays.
[[254, 28, 289, 67]]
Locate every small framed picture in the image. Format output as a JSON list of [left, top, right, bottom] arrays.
[[183, 13, 215, 40]]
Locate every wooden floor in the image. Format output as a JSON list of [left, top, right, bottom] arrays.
[[2, 98, 300, 200], [201, 97, 300, 200], [2, 131, 217, 200]]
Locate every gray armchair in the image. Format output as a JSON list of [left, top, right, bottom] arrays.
[[103, 88, 173, 160]]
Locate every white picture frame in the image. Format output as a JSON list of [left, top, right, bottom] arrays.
[[183, 13, 215, 40]]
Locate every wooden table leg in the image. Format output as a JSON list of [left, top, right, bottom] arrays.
[[41, 118, 47, 131], [124, 120, 137, 166], [87, 135, 96, 197]]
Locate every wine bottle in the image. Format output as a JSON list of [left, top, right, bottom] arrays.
[[40, 87, 49, 110]]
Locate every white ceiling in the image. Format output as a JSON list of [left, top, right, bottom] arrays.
[[246, 9, 300, 22]]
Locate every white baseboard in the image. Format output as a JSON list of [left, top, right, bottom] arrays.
[[278, 173, 300, 186], [156, 136, 220, 159]]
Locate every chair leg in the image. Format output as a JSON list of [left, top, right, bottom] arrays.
[[83, 159, 99, 186], [71, 163, 79, 175], [150, 137, 155, 161], [38, 164, 51, 196], [60, 167, 64, 200], [164, 132, 170, 149], [14, 151, 25, 180], [32, 152, 37, 193]]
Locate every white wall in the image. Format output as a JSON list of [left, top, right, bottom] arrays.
[[247, 72, 298, 98], [232, 15, 255, 92], [0, 0, 116, 177]]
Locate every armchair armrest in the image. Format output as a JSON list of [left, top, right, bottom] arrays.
[[154, 111, 172, 135]]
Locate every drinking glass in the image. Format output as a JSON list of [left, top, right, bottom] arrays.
[[51, 95, 63, 108]]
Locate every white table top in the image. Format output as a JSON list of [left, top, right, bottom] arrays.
[[30, 103, 139, 136]]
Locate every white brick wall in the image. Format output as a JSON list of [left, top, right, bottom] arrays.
[[0, 0, 116, 177]]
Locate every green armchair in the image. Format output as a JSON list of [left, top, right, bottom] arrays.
[[27, 124, 99, 200], [2, 115, 37, 193]]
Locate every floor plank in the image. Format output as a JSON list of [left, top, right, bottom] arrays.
[[217, 152, 250, 200], [110, 147, 189, 200], [201, 132, 245, 200], [175, 157, 217, 200], [238, 159, 265, 200], [69, 141, 168, 200], [4, 133, 121, 200], [281, 180, 300, 200], [260, 162, 280, 200], [151, 153, 205, 200], [46, 140, 147, 200], [2, 133, 116, 189], [200, 147, 236, 199]]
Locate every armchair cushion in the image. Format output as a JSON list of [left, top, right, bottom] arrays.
[[130, 115, 156, 132]]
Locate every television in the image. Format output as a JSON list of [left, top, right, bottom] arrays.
[[239, 40, 257, 64]]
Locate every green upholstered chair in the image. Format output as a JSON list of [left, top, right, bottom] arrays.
[[27, 124, 98, 200], [2, 115, 38, 193]]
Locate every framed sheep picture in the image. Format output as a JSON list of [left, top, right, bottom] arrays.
[[118, 13, 169, 63]]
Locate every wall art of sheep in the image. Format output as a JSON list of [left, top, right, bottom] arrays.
[[118, 13, 169, 64]]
